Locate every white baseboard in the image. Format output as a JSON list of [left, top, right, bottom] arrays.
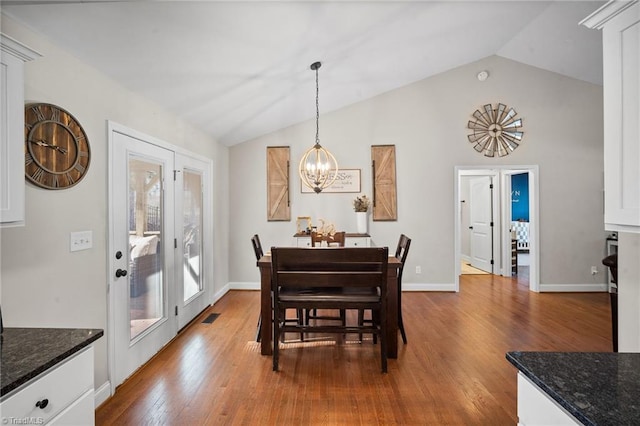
[[212, 283, 231, 302], [228, 281, 456, 292], [94, 380, 111, 408], [539, 283, 608, 292], [229, 281, 260, 290], [226, 281, 607, 293], [403, 283, 456, 292]]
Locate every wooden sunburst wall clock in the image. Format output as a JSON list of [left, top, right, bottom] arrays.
[[24, 103, 91, 189], [467, 103, 524, 157]]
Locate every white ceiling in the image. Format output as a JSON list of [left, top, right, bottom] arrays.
[[2, 1, 605, 146]]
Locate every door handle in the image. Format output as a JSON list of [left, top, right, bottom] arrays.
[[115, 269, 128, 278]]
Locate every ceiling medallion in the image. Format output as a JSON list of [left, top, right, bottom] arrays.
[[467, 103, 524, 157]]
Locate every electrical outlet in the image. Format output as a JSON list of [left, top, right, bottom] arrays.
[[416, 266, 422, 274], [591, 266, 598, 275], [70, 230, 93, 252]]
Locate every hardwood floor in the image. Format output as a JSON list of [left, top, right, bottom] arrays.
[[96, 275, 612, 425]]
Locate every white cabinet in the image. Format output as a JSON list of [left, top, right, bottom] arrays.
[[344, 235, 371, 247], [294, 234, 371, 247], [0, 347, 95, 425], [582, 1, 640, 233], [0, 34, 41, 227], [516, 373, 581, 425]]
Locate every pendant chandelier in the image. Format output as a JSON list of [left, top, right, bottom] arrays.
[[299, 61, 338, 194]]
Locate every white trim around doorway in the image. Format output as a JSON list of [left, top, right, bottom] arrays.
[[454, 165, 540, 293]]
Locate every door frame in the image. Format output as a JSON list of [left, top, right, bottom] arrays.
[[454, 165, 540, 292], [107, 121, 214, 395]]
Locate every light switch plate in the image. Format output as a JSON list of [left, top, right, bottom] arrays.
[[70, 230, 93, 252]]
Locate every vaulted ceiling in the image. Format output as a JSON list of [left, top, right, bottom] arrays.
[[2, 1, 605, 146]]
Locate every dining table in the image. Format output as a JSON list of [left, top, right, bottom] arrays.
[[257, 251, 401, 358]]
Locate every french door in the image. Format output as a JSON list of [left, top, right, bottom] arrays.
[[110, 129, 175, 387], [175, 154, 210, 330], [109, 123, 212, 389]]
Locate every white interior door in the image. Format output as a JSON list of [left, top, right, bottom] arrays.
[[175, 154, 211, 329], [110, 129, 176, 387], [470, 176, 493, 273]]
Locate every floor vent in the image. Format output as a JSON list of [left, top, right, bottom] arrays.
[[202, 313, 220, 324]]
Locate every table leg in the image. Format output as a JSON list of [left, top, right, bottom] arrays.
[[386, 269, 398, 359]]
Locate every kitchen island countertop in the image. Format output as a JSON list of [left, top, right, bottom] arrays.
[[506, 351, 640, 426], [1, 327, 103, 398]]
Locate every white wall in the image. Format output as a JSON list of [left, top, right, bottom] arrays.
[[0, 16, 229, 393], [229, 55, 606, 290]]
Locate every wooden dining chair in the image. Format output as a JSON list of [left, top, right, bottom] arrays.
[[307, 231, 347, 326], [251, 234, 265, 342], [359, 233, 411, 344], [251, 234, 303, 342], [310, 231, 345, 247], [394, 234, 411, 344], [271, 247, 389, 372]]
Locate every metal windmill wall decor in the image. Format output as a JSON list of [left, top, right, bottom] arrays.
[[467, 103, 524, 157]]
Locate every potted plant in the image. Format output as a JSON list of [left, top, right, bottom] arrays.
[[353, 195, 370, 233]]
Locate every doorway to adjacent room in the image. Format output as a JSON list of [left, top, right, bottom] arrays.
[[455, 166, 539, 292]]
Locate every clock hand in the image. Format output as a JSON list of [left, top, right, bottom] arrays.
[[31, 139, 51, 147], [30, 139, 68, 154]]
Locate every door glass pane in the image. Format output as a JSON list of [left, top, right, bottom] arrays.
[[128, 157, 164, 340], [183, 169, 203, 301]]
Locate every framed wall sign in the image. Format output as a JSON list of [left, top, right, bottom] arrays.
[[301, 169, 361, 193]]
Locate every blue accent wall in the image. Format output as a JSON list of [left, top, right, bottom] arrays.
[[511, 173, 529, 221]]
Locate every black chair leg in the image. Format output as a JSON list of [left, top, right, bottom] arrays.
[[273, 308, 280, 371], [297, 308, 304, 342], [256, 312, 262, 342], [358, 309, 378, 343], [398, 288, 407, 344], [398, 312, 407, 344], [380, 311, 388, 373]]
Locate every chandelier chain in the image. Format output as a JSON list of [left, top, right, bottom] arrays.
[[315, 65, 320, 144]]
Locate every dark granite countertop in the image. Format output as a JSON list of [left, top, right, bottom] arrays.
[[506, 351, 640, 426], [1, 327, 103, 398]]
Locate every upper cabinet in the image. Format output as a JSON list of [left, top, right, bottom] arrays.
[[0, 34, 41, 227], [582, 1, 640, 233]]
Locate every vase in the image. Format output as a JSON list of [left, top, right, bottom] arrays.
[[356, 211, 368, 234]]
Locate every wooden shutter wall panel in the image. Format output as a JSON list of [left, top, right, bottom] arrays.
[[267, 146, 290, 221], [371, 145, 397, 221]]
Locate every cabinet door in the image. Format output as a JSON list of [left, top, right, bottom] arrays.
[[0, 347, 93, 424], [266, 146, 290, 221], [371, 145, 397, 221], [584, 2, 640, 231], [48, 389, 95, 426], [0, 35, 40, 226], [605, 4, 640, 230]]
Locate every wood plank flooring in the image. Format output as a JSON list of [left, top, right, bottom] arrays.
[[96, 275, 612, 425]]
